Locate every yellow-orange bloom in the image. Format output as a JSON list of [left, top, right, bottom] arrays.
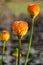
[[12, 48, 21, 57], [12, 21, 28, 38], [27, 4, 40, 17], [0, 30, 10, 41]]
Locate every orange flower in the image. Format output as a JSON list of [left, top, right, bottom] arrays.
[[12, 21, 28, 38], [27, 4, 40, 17], [0, 30, 10, 41]]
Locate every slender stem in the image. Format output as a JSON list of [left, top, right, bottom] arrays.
[[16, 48, 18, 65], [1, 41, 6, 65], [18, 37, 21, 65], [24, 17, 35, 65], [16, 57, 18, 65]]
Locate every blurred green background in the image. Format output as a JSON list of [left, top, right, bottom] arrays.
[[6, 1, 43, 14], [0, 0, 43, 14]]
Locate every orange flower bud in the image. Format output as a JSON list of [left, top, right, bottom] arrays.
[[0, 30, 10, 41], [27, 4, 40, 17], [12, 21, 28, 38]]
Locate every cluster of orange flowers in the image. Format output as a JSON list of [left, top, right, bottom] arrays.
[[0, 4, 40, 41], [0, 4, 40, 63]]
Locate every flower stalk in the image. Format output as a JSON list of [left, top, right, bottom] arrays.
[[16, 57, 18, 65], [18, 36, 21, 65], [1, 41, 6, 65], [12, 21, 28, 65], [24, 16, 35, 65]]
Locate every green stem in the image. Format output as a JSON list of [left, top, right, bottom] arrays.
[[1, 41, 6, 65], [24, 17, 35, 65], [18, 37, 21, 65], [16, 57, 18, 65]]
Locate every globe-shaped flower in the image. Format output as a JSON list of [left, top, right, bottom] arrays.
[[27, 4, 40, 17], [0, 30, 10, 41], [12, 21, 28, 38]]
